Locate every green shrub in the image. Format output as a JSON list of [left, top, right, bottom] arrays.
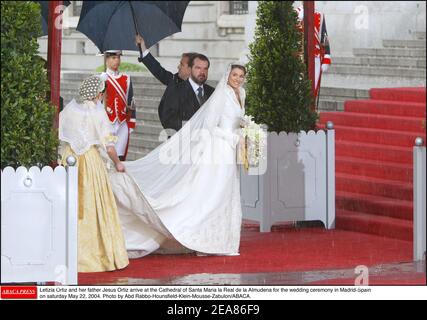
[[95, 62, 147, 73], [1, 1, 58, 168], [245, 1, 318, 133]]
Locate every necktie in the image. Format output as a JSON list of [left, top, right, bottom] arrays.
[[197, 87, 204, 104]]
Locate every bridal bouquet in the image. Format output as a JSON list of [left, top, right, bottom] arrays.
[[239, 115, 267, 171]]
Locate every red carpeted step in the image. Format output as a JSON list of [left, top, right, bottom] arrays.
[[336, 191, 413, 221], [370, 87, 426, 103], [336, 209, 413, 241], [319, 87, 425, 241], [336, 141, 412, 163], [336, 156, 413, 182], [344, 99, 426, 118], [333, 125, 425, 148], [319, 112, 425, 133], [336, 173, 413, 201]]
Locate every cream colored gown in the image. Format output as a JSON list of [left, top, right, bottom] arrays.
[[59, 99, 129, 272]]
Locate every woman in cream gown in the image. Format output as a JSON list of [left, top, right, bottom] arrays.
[[59, 75, 129, 272], [109, 64, 247, 257]]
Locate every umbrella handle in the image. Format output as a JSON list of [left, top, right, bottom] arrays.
[[137, 42, 144, 63], [129, 1, 144, 63]]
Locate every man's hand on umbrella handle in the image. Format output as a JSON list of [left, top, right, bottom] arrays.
[[135, 34, 146, 50]]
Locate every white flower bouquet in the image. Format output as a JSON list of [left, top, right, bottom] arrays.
[[239, 115, 267, 171]]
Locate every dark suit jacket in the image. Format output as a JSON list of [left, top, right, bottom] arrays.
[[140, 52, 185, 129], [141, 52, 182, 86], [161, 80, 215, 133]]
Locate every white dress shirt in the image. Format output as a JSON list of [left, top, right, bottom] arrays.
[[106, 68, 120, 77], [188, 77, 204, 97], [142, 49, 150, 58]]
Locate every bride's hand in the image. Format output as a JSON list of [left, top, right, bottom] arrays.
[[115, 162, 126, 173]]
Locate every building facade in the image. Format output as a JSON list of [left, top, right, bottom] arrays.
[[38, 1, 426, 80]]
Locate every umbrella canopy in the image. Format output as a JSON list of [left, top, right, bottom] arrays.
[[76, 1, 189, 54], [36, 1, 71, 36]]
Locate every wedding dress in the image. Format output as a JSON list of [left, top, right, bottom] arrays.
[[108, 64, 245, 257]]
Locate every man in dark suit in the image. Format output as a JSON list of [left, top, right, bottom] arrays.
[[135, 35, 197, 130], [161, 54, 215, 134]]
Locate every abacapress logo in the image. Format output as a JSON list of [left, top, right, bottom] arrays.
[[1, 286, 38, 299]]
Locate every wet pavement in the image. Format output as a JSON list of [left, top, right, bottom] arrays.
[[100, 260, 426, 286]]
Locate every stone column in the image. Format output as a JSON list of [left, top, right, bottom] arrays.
[[240, 1, 258, 64]]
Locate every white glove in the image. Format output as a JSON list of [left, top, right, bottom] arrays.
[[321, 64, 329, 73], [232, 132, 241, 147]]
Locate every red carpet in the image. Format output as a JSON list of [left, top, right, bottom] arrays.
[[319, 87, 426, 241], [77, 87, 425, 285], [310, 274, 426, 286], [78, 225, 413, 285]]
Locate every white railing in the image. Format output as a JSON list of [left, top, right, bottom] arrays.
[[1, 156, 78, 285], [413, 137, 426, 261], [240, 122, 335, 232]]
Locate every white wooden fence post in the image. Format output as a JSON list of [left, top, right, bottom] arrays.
[[413, 137, 426, 261], [65, 156, 78, 285], [326, 121, 336, 229], [260, 130, 271, 232]]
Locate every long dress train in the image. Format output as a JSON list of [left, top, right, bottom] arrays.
[[109, 64, 245, 257]]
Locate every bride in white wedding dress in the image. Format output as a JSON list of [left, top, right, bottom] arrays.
[[108, 63, 246, 258]]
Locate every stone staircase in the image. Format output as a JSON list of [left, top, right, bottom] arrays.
[[318, 31, 426, 111], [128, 76, 167, 160], [319, 87, 426, 241]]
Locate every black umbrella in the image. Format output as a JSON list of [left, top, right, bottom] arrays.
[[36, 1, 71, 36], [76, 1, 189, 61]]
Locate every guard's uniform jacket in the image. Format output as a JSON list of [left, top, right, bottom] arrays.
[[296, 6, 331, 98], [103, 68, 136, 159]]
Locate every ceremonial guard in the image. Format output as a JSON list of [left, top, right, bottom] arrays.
[[296, 5, 332, 99], [101, 50, 136, 161]]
